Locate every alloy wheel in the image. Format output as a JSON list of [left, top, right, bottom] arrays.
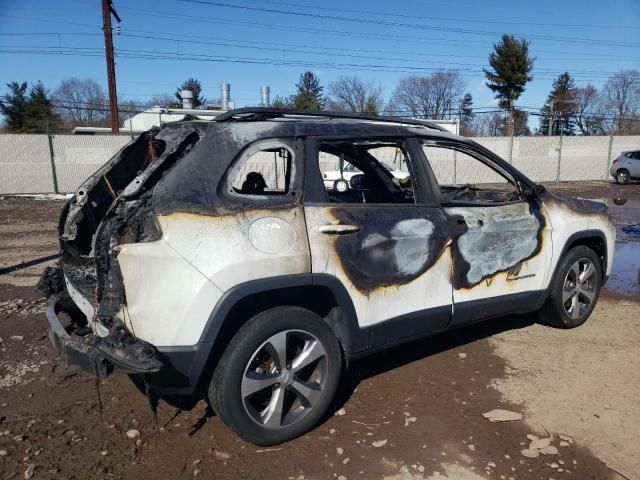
[[241, 330, 328, 429], [616, 171, 629, 184], [562, 258, 597, 320]]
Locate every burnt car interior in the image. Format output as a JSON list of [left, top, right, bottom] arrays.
[[319, 140, 415, 204], [422, 142, 522, 204]]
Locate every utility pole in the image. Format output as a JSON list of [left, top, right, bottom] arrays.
[[548, 99, 554, 136], [101, 0, 121, 134]]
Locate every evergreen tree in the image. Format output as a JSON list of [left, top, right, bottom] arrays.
[[290, 71, 325, 111], [0, 81, 60, 133], [538, 72, 577, 136], [271, 94, 292, 109], [0, 82, 28, 132], [459, 93, 474, 134], [24, 81, 59, 133], [175, 78, 206, 107], [484, 35, 535, 135]]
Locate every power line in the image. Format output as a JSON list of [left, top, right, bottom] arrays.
[[44, 100, 640, 123], [0, 46, 620, 81], [112, 5, 640, 53], [0, 29, 640, 64], [177, 0, 640, 49], [0, 43, 626, 81], [237, 0, 630, 30]]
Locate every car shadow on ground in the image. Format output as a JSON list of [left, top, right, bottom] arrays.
[[129, 312, 538, 434], [330, 312, 537, 415]]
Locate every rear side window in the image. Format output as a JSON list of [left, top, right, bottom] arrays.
[[231, 147, 292, 195]]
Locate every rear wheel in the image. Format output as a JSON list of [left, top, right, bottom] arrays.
[[209, 306, 341, 445], [538, 245, 602, 328], [615, 169, 630, 184]]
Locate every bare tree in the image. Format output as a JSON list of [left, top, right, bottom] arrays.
[[391, 71, 465, 119], [601, 70, 640, 134], [572, 85, 605, 135], [471, 111, 504, 137], [53, 77, 109, 126], [326, 76, 385, 114], [144, 94, 179, 108]]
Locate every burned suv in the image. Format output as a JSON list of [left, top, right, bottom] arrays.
[[43, 109, 615, 446]]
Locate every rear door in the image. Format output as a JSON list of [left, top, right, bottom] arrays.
[[303, 137, 453, 349]]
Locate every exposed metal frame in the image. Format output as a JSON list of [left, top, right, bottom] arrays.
[[214, 107, 448, 132]]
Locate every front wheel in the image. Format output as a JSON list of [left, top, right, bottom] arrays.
[[209, 306, 342, 445], [538, 245, 602, 328]]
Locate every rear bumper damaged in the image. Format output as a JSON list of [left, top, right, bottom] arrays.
[[46, 292, 162, 375]]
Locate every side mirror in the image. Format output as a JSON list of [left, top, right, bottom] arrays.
[[349, 174, 368, 191], [524, 183, 545, 200]]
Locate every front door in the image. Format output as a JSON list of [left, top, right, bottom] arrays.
[[304, 137, 454, 348], [421, 140, 553, 326]]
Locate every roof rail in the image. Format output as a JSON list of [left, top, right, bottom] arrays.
[[214, 107, 448, 132]]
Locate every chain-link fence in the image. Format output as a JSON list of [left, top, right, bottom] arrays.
[[0, 133, 638, 194]]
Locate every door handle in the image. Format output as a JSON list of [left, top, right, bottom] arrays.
[[319, 224, 361, 235]]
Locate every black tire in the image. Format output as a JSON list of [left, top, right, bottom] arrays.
[[334, 178, 349, 193], [538, 245, 602, 328], [615, 169, 630, 184], [209, 306, 341, 446]]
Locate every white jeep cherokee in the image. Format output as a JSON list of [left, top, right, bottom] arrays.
[[41, 108, 615, 446]]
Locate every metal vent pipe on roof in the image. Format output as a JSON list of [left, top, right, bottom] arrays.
[[221, 83, 231, 109], [260, 86, 270, 107], [181, 89, 194, 109]]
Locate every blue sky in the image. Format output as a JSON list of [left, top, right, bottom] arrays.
[[1, 0, 639, 128]]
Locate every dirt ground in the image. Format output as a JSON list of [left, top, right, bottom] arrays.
[[1, 181, 639, 480]]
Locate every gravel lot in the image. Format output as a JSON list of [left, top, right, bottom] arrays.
[[1, 181, 638, 480]]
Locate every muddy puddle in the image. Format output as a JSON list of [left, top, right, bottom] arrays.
[[596, 198, 640, 297]]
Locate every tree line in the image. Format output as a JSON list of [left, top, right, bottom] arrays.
[[1, 34, 639, 135]]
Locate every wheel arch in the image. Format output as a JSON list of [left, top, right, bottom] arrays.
[[551, 230, 608, 286], [192, 273, 364, 395]]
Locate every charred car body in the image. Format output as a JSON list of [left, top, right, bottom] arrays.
[[43, 108, 615, 445]]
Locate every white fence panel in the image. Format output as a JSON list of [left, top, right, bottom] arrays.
[[1, 134, 640, 194], [0, 134, 54, 194], [52, 135, 130, 193], [511, 136, 560, 182], [559, 136, 611, 181]]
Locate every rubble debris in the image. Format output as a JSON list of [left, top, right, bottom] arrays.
[[482, 409, 523, 422], [372, 439, 387, 448], [540, 446, 559, 455], [126, 429, 141, 439], [36, 265, 64, 297], [335, 408, 346, 416], [520, 448, 539, 459], [213, 450, 231, 461], [529, 437, 551, 450], [404, 416, 417, 427]]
